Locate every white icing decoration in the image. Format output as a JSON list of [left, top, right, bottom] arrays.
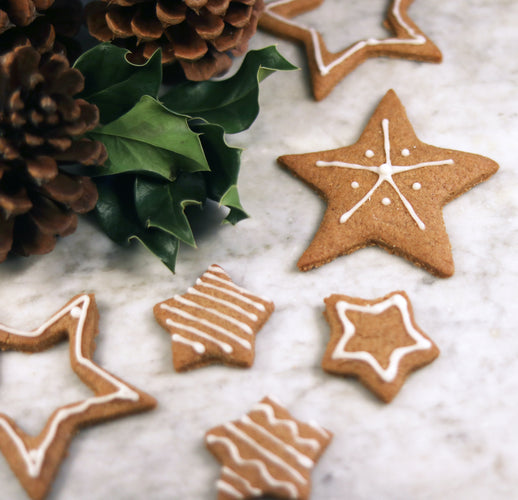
[[165, 318, 233, 354], [316, 118, 454, 230], [171, 333, 205, 354], [365, 150, 374, 159], [401, 148, 410, 157], [351, 181, 359, 189], [264, 0, 427, 76], [331, 293, 433, 383], [0, 296, 140, 478], [206, 434, 299, 499], [382, 197, 391, 206], [216, 479, 244, 499], [412, 182, 422, 190], [222, 466, 262, 497]]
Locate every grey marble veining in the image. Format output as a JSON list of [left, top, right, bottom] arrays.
[[0, 1, 517, 498]]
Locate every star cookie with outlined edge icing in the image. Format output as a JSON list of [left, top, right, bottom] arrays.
[[205, 396, 332, 500], [278, 89, 499, 277], [154, 264, 274, 372], [322, 291, 439, 402], [259, 0, 442, 100], [0, 294, 156, 500]]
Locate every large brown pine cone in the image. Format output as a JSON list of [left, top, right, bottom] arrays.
[[0, 0, 84, 59], [0, 45, 107, 262], [86, 0, 265, 81]]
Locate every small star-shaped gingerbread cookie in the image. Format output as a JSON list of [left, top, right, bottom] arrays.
[[205, 396, 332, 500], [278, 89, 499, 277], [259, 0, 442, 100], [322, 291, 439, 402], [154, 265, 274, 371], [0, 294, 156, 500]]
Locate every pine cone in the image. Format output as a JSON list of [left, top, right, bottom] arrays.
[[0, 0, 84, 60], [86, 0, 265, 81], [0, 45, 107, 262]]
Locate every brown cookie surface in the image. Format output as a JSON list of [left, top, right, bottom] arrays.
[[322, 291, 439, 402], [154, 265, 274, 371], [0, 294, 156, 500], [259, 0, 442, 100], [205, 396, 332, 500], [278, 89, 499, 277]]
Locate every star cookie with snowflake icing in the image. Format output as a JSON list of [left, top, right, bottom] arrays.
[[205, 396, 332, 500], [0, 295, 156, 500], [278, 89, 499, 277], [322, 291, 439, 402], [259, 0, 442, 100]]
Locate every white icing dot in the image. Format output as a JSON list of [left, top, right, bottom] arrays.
[[365, 149, 374, 158], [351, 181, 359, 189], [71, 307, 83, 318], [379, 163, 392, 175], [382, 197, 391, 206], [412, 182, 422, 191], [401, 148, 410, 157]]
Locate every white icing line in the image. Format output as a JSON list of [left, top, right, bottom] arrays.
[[308, 420, 331, 439], [206, 434, 298, 499], [197, 279, 266, 312], [0, 296, 140, 478], [251, 402, 321, 452], [331, 293, 432, 382], [264, 0, 427, 76], [161, 304, 251, 350], [171, 333, 205, 354], [225, 422, 306, 485], [174, 295, 253, 335], [188, 287, 258, 322], [241, 415, 314, 468], [217, 479, 244, 499], [165, 318, 233, 354], [222, 466, 262, 497], [316, 118, 454, 230]]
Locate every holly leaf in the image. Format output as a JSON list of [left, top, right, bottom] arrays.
[[160, 46, 297, 133], [88, 96, 209, 180], [74, 43, 162, 124]]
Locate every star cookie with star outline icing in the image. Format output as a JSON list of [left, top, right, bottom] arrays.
[[322, 291, 439, 402], [278, 89, 499, 277], [205, 396, 332, 500], [259, 0, 442, 100], [154, 264, 274, 372], [0, 294, 156, 500]]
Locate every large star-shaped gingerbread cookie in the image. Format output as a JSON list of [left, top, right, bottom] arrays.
[[0, 295, 156, 500], [259, 0, 442, 100], [278, 89, 499, 277]]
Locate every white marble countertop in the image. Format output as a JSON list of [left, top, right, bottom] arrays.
[[1, 1, 517, 498]]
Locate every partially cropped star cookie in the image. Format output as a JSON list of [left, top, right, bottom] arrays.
[[259, 0, 442, 100], [205, 396, 332, 500], [0, 294, 156, 500], [154, 265, 274, 371], [278, 89, 499, 277], [322, 291, 439, 402]]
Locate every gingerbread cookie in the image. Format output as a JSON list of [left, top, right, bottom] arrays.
[[205, 396, 332, 500], [322, 291, 439, 402], [259, 0, 442, 100], [278, 89, 499, 277], [0, 294, 156, 500], [154, 265, 274, 371]]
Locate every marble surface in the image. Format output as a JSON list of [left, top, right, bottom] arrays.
[[1, 1, 518, 498]]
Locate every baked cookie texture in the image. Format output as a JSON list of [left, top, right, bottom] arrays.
[[154, 264, 274, 371], [0, 294, 156, 500], [322, 291, 439, 403], [205, 396, 332, 499], [278, 89, 499, 277], [259, 0, 442, 100]]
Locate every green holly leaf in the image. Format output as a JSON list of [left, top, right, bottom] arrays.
[[160, 46, 297, 133], [88, 96, 209, 180], [74, 43, 162, 124]]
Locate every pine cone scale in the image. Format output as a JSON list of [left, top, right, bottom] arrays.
[[26, 155, 58, 181], [156, 1, 186, 25], [131, 5, 164, 41]]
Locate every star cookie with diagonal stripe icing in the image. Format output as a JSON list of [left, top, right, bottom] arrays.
[[259, 0, 442, 100], [322, 291, 439, 402], [278, 89, 499, 277], [205, 396, 332, 500], [0, 294, 156, 500], [153, 265, 274, 371]]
